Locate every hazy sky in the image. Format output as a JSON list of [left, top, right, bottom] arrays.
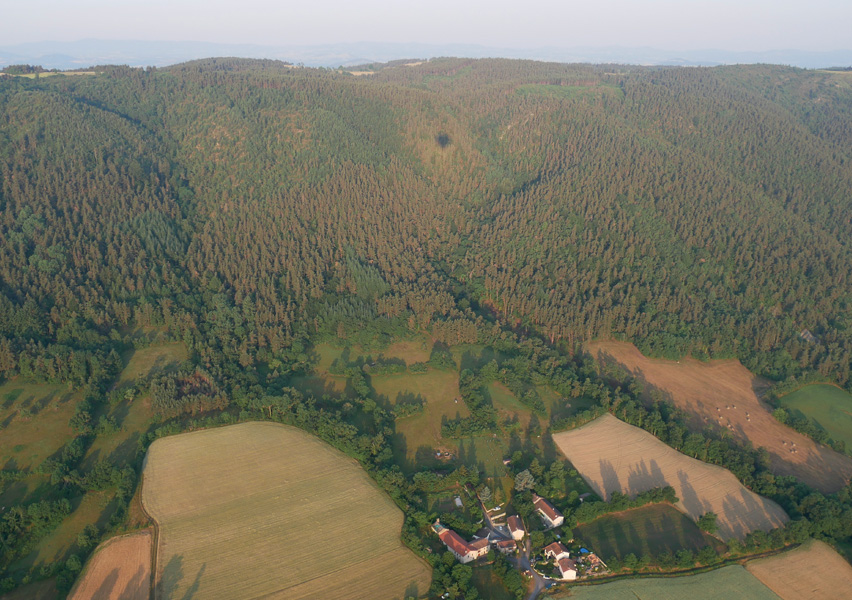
[[2, 0, 850, 50]]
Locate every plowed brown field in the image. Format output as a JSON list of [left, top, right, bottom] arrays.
[[553, 414, 788, 540], [68, 530, 151, 600], [588, 341, 852, 492], [746, 539, 852, 600]]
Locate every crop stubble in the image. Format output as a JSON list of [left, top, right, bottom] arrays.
[[553, 414, 788, 540], [745, 539, 852, 600], [142, 422, 430, 599], [588, 341, 852, 492], [68, 530, 152, 600]]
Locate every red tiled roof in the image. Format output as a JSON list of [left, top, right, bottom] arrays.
[[507, 515, 525, 533], [469, 536, 490, 551], [533, 494, 563, 522], [496, 539, 516, 548], [544, 541, 569, 558], [439, 528, 489, 556], [557, 556, 577, 573]]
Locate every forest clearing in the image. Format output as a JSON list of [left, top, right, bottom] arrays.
[[552, 414, 788, 540], [588, 341, 852, 492], [555, 565, 779, 599], [574, 503, 724, 560], [779, 384, 852, 454], [745, 539, 852, 600], [67, 530, 151, 600], [141, 422, 431, 599]]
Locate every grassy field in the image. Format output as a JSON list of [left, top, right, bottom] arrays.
[[142, 422, 431, 599], [555, 565, 779, 599], [587, 341, 852, 493], [779, 384, 852, 454], [67, 530, 151, 600], [0, 380, 78, 471], [745, 539, 852, 600], [553, 414, 788, 541], [575, 503, 725, 560], [8, 491, 117, 578], [116, 342, 187, 387], [0, 579, 57, 600]]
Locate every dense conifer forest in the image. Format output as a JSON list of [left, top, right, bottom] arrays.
[[1, 58, 852, 596]]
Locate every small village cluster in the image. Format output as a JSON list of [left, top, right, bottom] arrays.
[[432, 491, 607, 584]]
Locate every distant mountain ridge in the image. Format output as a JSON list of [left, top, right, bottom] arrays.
[[2, 39, 851, 70]]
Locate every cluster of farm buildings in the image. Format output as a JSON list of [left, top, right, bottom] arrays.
[[433, 491, 605, 582]]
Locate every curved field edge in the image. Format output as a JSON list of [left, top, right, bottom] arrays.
[[141, 422, 431, 600], [586, 341, 852, 492], [552, 414, 788, 541], [552, 565, 780, 599], [66, 530, 152, 600], [745, 539, 852, 600]]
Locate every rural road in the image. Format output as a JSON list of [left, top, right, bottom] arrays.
[[519, 537, 547, 600], [475, 492, 547, 600]]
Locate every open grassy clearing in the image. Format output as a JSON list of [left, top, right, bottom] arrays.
[[745, 539, 852, 600], [8, 491, 117, 578], [142, 422, 431, 600], [0, 379, 77, 471], [779, 384, 852, 454], [553, 414, 788, 541], [68, 529, 152, 600], [587, 341, 852, 493], [81, 395, 154, 474], [0, 579, 57, 600], [380, 369, 466, 469], [556, 565, 779, 599], [575, 503, 725, 560], [116, 343, 187, 388]]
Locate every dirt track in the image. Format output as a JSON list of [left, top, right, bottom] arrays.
[[588, 341, 852, 493]]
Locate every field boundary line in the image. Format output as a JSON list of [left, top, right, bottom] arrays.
[[136, 474, 160, 600]]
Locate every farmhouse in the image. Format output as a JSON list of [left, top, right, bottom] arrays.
[[557, 556, 578, 580], [432, 520, 490, 564], [493, 538, 517, 554], [507, 515, 526, 541], [544, 541, 570, 561], [533, 493, 564, 529]]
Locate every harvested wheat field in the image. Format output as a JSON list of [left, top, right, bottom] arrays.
[[745, 539, 852, 600], [553, 414, 788, 540], [588, 341, 852, 492], [142, 422, 431, 600], [67, 530, 152, 600]]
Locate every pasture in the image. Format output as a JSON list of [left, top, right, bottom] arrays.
[[0, 380, 77, 471], [142, 422, 431, 599], [68, 530, 152, 600], [587, 341, 852, 492], [574, 503, 724, 560], [116, 342, 187, 387], [745, 539, 852, 600], [557, 565, 779, 599], [552, 414, 788, 540], [779, 384, 852, 454]]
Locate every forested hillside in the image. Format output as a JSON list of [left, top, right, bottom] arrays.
[[1, 58, 851, 391], [2, 57, 852, 597]]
